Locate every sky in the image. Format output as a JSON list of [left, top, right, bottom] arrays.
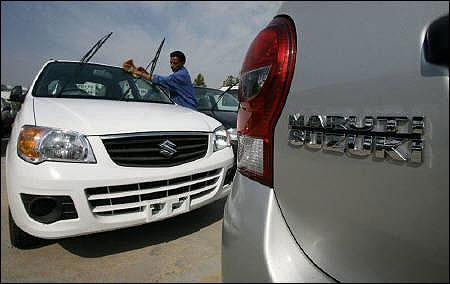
[[1, 1, 282, 89]]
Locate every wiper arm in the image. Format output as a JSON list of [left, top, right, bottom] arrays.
[[80, 32, 113, 63], [119, 75, 153, 101], [120, 38, 165, 102], [145, 38, 165, 76], [55, 32, 113, 98], [119, 84, 134, 101], [210, 81, 239, 112]]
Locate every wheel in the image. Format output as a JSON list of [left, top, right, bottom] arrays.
[[9, 208, 42, 249]]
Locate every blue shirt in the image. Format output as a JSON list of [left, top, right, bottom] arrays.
[[152, 66, 197, 110]]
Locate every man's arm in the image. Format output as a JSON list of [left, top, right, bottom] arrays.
[[152, 72, 187, 91], [134, 67, 153, 81]]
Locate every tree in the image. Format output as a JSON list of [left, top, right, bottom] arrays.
[[193, 73, 207, 87], [222, 75, 239, 87]]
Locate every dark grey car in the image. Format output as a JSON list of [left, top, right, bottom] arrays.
[[223, 2, 448, 282], [194, 86, 238, 182], [1, 97, 16, 137]]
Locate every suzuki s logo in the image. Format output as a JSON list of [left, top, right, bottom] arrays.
[[288, 115, 424, 164], [159, 140, 177, 158]]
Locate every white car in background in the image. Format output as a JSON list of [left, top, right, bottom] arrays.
[[219, 85, 239, 99], [6, 60, 234, 248]]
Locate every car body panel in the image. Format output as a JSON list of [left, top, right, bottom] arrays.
[[198, 110, 236, 130], [273, 2, 449, 282], [222, 173, 335, 283], [223, 1, 448, 282], [33, 97, 220, 135]]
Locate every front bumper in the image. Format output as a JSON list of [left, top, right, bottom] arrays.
[[6, 135, 234, 239], [222, 173, 335, 282]]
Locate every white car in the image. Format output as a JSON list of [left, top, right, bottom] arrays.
[[6, 60, 234, 248], [219, 85, 238, 99]]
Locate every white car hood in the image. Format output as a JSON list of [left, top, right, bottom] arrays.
[[33, 98, 221, 135]]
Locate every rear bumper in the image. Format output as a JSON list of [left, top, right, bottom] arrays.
[[222, 173, 335, 282]]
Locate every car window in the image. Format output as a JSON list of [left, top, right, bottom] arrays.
[[194, 87, 239, 112], [227, 89, 238, 99], [134, 79, 172, 103], [33, 62, 173, 105]]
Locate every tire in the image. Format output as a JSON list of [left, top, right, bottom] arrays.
[[9, 209, 42, 249]]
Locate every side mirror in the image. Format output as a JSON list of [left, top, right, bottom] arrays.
[[10, 85, 25, 103]]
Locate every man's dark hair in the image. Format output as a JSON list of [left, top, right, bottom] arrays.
[[170, 51, 186, 63]]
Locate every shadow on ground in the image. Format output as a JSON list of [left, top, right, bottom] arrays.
[[33, 197, 227, 258]]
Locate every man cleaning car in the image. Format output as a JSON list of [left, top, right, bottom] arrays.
[[123, 50, 197, 110]]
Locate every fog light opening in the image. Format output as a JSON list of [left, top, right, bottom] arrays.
[[29, 197, 62, 224]]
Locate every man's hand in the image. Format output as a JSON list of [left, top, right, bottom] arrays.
[[122, 60, 152, 80], [122, 59, 136, 73], [135, 67, 152, 81]]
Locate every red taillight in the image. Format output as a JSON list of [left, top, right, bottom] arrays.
[[237, 16, 297, 187]]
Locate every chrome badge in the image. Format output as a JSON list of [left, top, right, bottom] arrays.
[[288, 115, 424, 164], [159, 140, 177, 158]]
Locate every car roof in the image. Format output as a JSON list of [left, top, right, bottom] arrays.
[[44, 59, 122, 70], [219, 85, 239, 91]]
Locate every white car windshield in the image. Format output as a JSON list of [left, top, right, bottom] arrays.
[[32, 62, 173, 104]]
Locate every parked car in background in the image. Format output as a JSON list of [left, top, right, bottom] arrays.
[[1, 85, 25, 137], [194, 86, 239, 178], [223, 2, 448, 283], [1, 97, 15, 136], [6, 60, 234, 248]]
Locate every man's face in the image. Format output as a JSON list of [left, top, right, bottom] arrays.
[[170, 56, 183, 72]]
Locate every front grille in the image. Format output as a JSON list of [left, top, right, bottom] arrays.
[[85, 168, 222, 216], [102, 133, 209, 167]]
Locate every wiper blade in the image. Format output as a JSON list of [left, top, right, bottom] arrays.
[[80, 32, 113, 63], [120, 38, 165, 102], [55, 32, 113, 98], [145, 38, 165, 76]]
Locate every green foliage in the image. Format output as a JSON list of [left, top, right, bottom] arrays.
[[222, 75, 239, 87], [193, 73, 207, 87]]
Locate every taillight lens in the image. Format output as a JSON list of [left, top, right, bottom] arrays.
[[237, 16, 297, 187]]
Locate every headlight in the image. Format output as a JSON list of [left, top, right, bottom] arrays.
[[227, 128, 237, 142], [213, 125, 230, 151], [17, 125, 96, 164]]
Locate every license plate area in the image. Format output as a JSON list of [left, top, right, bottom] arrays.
[[147, 196, 190, 221]]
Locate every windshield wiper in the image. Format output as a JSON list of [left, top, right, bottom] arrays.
[[210, 81, 239, 112], [145, 38, 165, 76], [119, 38, 165, 101], [55, 32, 113, 98], [80, 32, 113, 63]]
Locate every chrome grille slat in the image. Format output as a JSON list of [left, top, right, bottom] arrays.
[[87, 173, 221, 200], [91, 183, 219, 213], [86, 168, 222, 216]]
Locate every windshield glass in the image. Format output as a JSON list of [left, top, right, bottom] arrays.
[[194, 87, 239, 112], [32, 62, 173, 104]]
